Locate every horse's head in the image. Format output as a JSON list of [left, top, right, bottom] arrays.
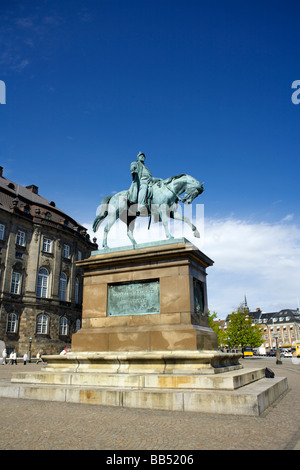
[[181, 178, 204, 204]]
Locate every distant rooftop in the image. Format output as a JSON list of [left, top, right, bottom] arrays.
[[226, 307, 300, 324]]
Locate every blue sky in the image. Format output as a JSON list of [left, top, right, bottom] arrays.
[[1, 0, 300, 317]]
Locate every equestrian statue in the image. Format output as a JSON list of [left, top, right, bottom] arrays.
[[93, 152, 204, 248]]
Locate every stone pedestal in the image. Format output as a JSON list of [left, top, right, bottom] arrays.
[[0, 238, 288, 416], [72, 238, 217, 353]]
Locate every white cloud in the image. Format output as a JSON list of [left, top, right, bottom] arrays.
[[281, 213, 294, 222], [83, 213, 300, 320], [202, 218, 300, 317], [11, 59, 30, 72]]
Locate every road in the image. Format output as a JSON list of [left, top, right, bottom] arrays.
[[0, 356, 299, 451]]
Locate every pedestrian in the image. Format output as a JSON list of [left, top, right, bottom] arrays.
[[2, 349, 7, 365], [12, 351, 17, 365], [60, 347, 68, 356], [36, 352, 41, 364], [23, 352, 28, 365], [8, 352, 13, 365]]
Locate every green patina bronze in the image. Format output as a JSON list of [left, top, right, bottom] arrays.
[[107, 280, 160, 316], [93, 151, 204, 248], [193, 278, 205, 315]]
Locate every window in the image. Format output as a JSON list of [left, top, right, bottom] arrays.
[[37, 267, 49, 298], [59, 273, 68, 301], [63, 244, 70, 258], [77, 250, 82, 261], [42, 237, 52, 253], [11, 272, 21, 294], [59, 316, 68, 336], [0, 224, 5, 240], [7, 313, 18, 333], [36, 314, 49, 334], [75, 278, 80, 304], [16, 230, 25, 246]]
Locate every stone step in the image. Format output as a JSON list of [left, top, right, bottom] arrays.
[[40, 350, 243, 375], [0, 375, 288, 416], [11, 367, 266, 391]]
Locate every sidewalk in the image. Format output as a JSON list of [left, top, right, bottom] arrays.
[[0, 357, 299, 450]]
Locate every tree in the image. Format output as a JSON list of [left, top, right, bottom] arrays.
[[224, 307, 262, 350], [208, 310, 226, 347]]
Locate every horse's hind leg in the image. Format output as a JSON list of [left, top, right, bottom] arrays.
[[102, 212, 119, 248]]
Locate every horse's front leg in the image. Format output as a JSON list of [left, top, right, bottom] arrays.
[[171, 211, 200, 238], [160, 208, 173, 240], [126, 216, 137, 246]]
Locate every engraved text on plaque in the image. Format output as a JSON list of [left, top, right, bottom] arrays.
[[107, 280, 160, 316]]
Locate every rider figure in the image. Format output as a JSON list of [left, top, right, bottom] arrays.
[[129, 152, 162, 215]]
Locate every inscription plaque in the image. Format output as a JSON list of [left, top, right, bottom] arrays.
[[107, 280, 160, 316]]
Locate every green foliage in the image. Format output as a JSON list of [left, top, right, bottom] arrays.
[[224, 307, 262, 349], [208, 310, 226, 346]]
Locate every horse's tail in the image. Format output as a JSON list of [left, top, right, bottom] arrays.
[[92, 195, 112, 232]]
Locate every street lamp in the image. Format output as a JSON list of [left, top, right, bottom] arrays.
[[274, 333, 282, 365], [28, 337, 32, 363]]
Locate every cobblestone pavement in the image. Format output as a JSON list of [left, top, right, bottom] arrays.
[[0, 357, 299, 450]]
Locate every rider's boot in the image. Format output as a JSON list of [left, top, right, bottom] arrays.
[[136, 204, 148, 217]]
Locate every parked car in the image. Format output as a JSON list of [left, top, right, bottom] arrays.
[[283, 351, 293, 358], [267, 350, 276, 356]]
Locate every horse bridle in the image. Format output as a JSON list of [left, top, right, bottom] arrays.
[[165, 182, 201, 203]]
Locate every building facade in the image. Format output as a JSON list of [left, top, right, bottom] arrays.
[[250, 308, 300, 350], [223, 307, 300, 351], [0, 167, 97, 357]]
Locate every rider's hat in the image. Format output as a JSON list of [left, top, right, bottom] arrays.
[[137, 151, 145, 159]]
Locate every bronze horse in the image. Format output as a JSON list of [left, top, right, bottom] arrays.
[[93, 174, 204, 248]]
